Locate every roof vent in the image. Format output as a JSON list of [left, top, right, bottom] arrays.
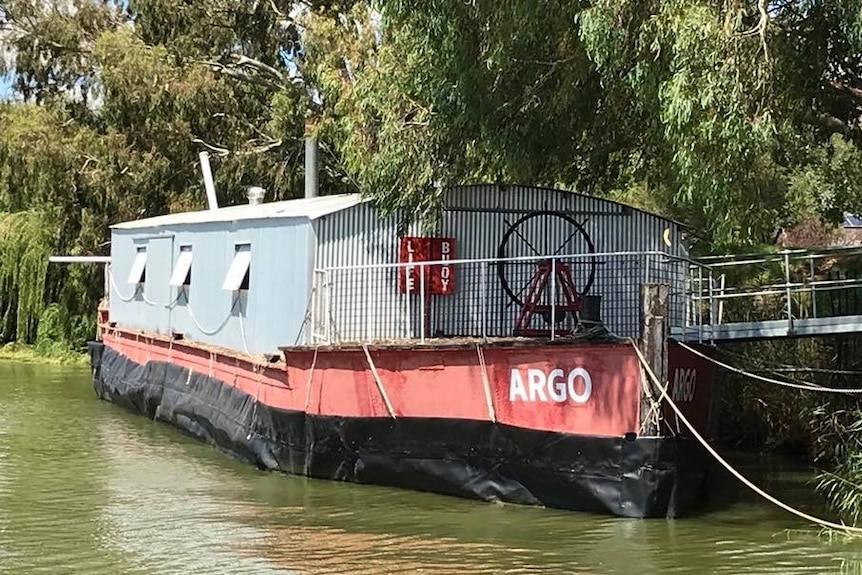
[[247, 186, 265, 205]]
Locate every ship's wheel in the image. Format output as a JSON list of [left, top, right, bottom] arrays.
[[496, 210, 597, 337]]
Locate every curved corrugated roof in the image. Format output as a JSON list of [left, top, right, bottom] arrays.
[[111, 185, 682, 230], [111, 194, 367, 230]]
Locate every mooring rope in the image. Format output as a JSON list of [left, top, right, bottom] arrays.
[[303, 347, 319, 413], [713, 346, 862, 376], [632, 340, 862, 535], [362, 344, 396, 419], [475, 344, 497, 424], [637, 359, 665, 435], [678, 342, 862, 394]]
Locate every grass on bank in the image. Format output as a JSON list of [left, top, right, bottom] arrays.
[[0, 341, 89, 366]]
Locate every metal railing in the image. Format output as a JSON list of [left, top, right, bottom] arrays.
[[308, 250, 701, 345], [684, 246, 862, 340]]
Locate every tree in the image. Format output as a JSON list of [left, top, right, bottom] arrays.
[[0, 0, 321, 345], [300, 0, 862, 249]]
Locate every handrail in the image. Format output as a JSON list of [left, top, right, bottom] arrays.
[[688, 277, 862, 297], [310, 244, 862, 345], [696, 245, 862, 263], [317, 249, 708, 272], [49, 255, 111, 264]]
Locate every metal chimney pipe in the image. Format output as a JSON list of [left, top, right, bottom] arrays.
[[199, 152, 219, 210], [304, 135, 318, 199], [247, 186, 265, 205]]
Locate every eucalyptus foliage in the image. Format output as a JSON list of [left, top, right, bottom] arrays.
[[300, 0, 862, 249]]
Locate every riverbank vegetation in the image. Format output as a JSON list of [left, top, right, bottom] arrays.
[[3, 0, 862, 521]]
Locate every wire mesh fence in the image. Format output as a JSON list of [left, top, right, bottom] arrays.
[[311, 251, 692, 345]]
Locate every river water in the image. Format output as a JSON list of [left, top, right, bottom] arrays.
[[1, 361, 862, 575]]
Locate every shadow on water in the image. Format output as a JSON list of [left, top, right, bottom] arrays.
[[4, 361, 862, 574]]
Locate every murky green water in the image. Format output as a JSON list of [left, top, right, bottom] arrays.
[[1, 362, 862, 574]]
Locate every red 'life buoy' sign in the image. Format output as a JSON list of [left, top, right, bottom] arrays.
[[398, 237, 456, 295]]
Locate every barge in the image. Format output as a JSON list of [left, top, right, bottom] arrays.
[[86, 181, 716, 518]]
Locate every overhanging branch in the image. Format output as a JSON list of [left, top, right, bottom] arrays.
[[806, 112, 862, 145]]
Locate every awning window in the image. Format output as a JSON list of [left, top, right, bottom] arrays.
[[169, 247, 193, 287], [127, 247, 147, 284], [223, 245, 251, 291]]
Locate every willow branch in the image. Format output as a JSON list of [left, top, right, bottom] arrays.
[[758, 0, 770, 63]]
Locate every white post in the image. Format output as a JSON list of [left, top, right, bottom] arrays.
[[550, 257, 556, 341], [809, 257, 817, 318], [419, 263, 426, 343], [405, 262, 412, 340], [325, 270, 332, 344], [199, 152, 219, 210], [709, 270, 716, 325], [698, 266, 704, 343], [310, 271, 318, 344], [784, 252, 793, 332], [104, 263, 111, 304], [481, 263, 487, 340], [363, 268, 371, 342]]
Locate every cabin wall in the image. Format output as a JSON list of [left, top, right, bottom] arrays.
[[313, 184, 688, 342], [109, 218, 313, 354], [313, 202, 424, 342]]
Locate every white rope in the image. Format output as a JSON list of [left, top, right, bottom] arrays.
[[255, 361, 264, 400], [632, 340, 862, 535], [303, 348, 319, 413], [753, 366, 862, 376], [186, 301, 232, 336], [107, 269, 137, 302], [717, 347, 862, 376], [362, 344, 396, 419], [246, 362, 265, 441], [637, 357, 665, 435], [107, 268, 163, 306], [678, 342, 862, 394], [238, 309, 252, 357], [476, 344, 496, 423]]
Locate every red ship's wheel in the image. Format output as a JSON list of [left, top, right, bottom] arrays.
[[496, 210, 597, 310]]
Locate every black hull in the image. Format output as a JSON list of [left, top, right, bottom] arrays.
[[88, 342, 711, 518]]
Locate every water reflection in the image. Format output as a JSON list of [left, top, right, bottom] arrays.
[[1, 361, 862, 574], [0, 363, 136, 574]]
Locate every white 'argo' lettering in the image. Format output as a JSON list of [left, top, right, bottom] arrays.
[[671, 368, 696, 402], [509, 368, 593, 403]]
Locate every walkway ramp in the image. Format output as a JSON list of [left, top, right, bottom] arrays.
[[674, 247, 862, 343]]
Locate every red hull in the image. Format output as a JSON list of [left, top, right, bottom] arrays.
[[103, 330, 643, 436], [102, 327, 713, 438]]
